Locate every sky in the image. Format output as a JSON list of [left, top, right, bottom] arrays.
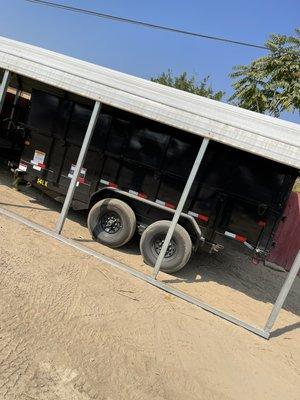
[[0, 0, 299, 122]]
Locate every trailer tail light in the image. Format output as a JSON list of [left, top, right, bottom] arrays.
[[155, 199, 175, 209], [129, 190, 147, 199], [188, 211, 209, 222], [224, 230, 254, 250], [100, 179, 118, 188]]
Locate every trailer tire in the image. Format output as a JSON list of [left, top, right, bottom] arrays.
[[140, 220, 192, 273], [87, 198, 136, 248]]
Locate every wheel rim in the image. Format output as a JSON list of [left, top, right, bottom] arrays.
[[152, 235, 177, 258], [100, 211, 122, 234]]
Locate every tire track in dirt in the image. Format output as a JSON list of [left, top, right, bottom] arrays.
[[0, 212, 300, 400], [0, 226, 95, 399]]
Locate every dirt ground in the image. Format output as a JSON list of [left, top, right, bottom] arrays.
[[0, 166, 299, 399]]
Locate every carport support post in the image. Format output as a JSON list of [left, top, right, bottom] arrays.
[[8, 89, 21, 130], [153, 137, 210, 279], [55, 101, 101, 234], [0, 70, 11, 115], [264, 251, 300, 335]]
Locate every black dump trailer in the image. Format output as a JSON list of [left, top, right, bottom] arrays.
[[12, 89, 298, 273]]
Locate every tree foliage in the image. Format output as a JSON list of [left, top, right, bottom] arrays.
[[151, 70, 225, 101], [229, 28, 300, 117]]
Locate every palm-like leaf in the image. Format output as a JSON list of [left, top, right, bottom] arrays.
[[230, 28, 300, 117]]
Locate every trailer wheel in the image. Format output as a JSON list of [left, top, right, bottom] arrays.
[[140, 220, 192, 273], [87, 198, 136, 248]]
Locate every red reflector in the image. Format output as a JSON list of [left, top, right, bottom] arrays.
[[38, 163, 45, 169], [108, 182, 118, 188], [77, 177, 85, 184], [258, 221, 266, 227], [235, 235, 247, 243]]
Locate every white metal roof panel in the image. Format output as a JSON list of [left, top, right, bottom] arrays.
[[0, 36, 299, 169]]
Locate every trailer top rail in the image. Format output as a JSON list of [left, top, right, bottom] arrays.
[[0, 35, 299, 169]]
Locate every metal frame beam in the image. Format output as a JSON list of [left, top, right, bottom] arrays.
[[55, 101, 101, 234], [8, 88, 21, 130], [153, 138, 209, 278], [0, 69, 11, 115], [0, 206, 269, 339], [264, 251, 300, 335]]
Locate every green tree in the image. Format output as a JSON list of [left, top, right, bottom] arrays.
[[151, 70, 225, 101], [229, 28, 300, 117]]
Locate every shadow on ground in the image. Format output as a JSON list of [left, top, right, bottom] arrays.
[[1, 164, 299, 320], [164, 245, 300, 318]]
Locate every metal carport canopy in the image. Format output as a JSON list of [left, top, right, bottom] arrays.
[[0, 35, 299, 169]]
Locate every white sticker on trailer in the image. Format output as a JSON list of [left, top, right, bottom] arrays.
[[31, 150, 45, 166], [68, 164, 87, 179], [18, 163, 27, 172]]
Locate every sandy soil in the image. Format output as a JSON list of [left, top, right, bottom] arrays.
[[0, 166, 299, 399]]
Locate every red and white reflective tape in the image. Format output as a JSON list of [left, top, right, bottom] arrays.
[[32, 162, 46, 171], [224, 231, 254, 250], [244, 241, 254, 250], [128, 189, 147, 199], [224, 230, 247, 242], [100, 179, 118, 188], [188, 210, 209, 222], [155, 199, 175, 209], [30, 161, 46, 168], [18, 161, 28, 172]]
